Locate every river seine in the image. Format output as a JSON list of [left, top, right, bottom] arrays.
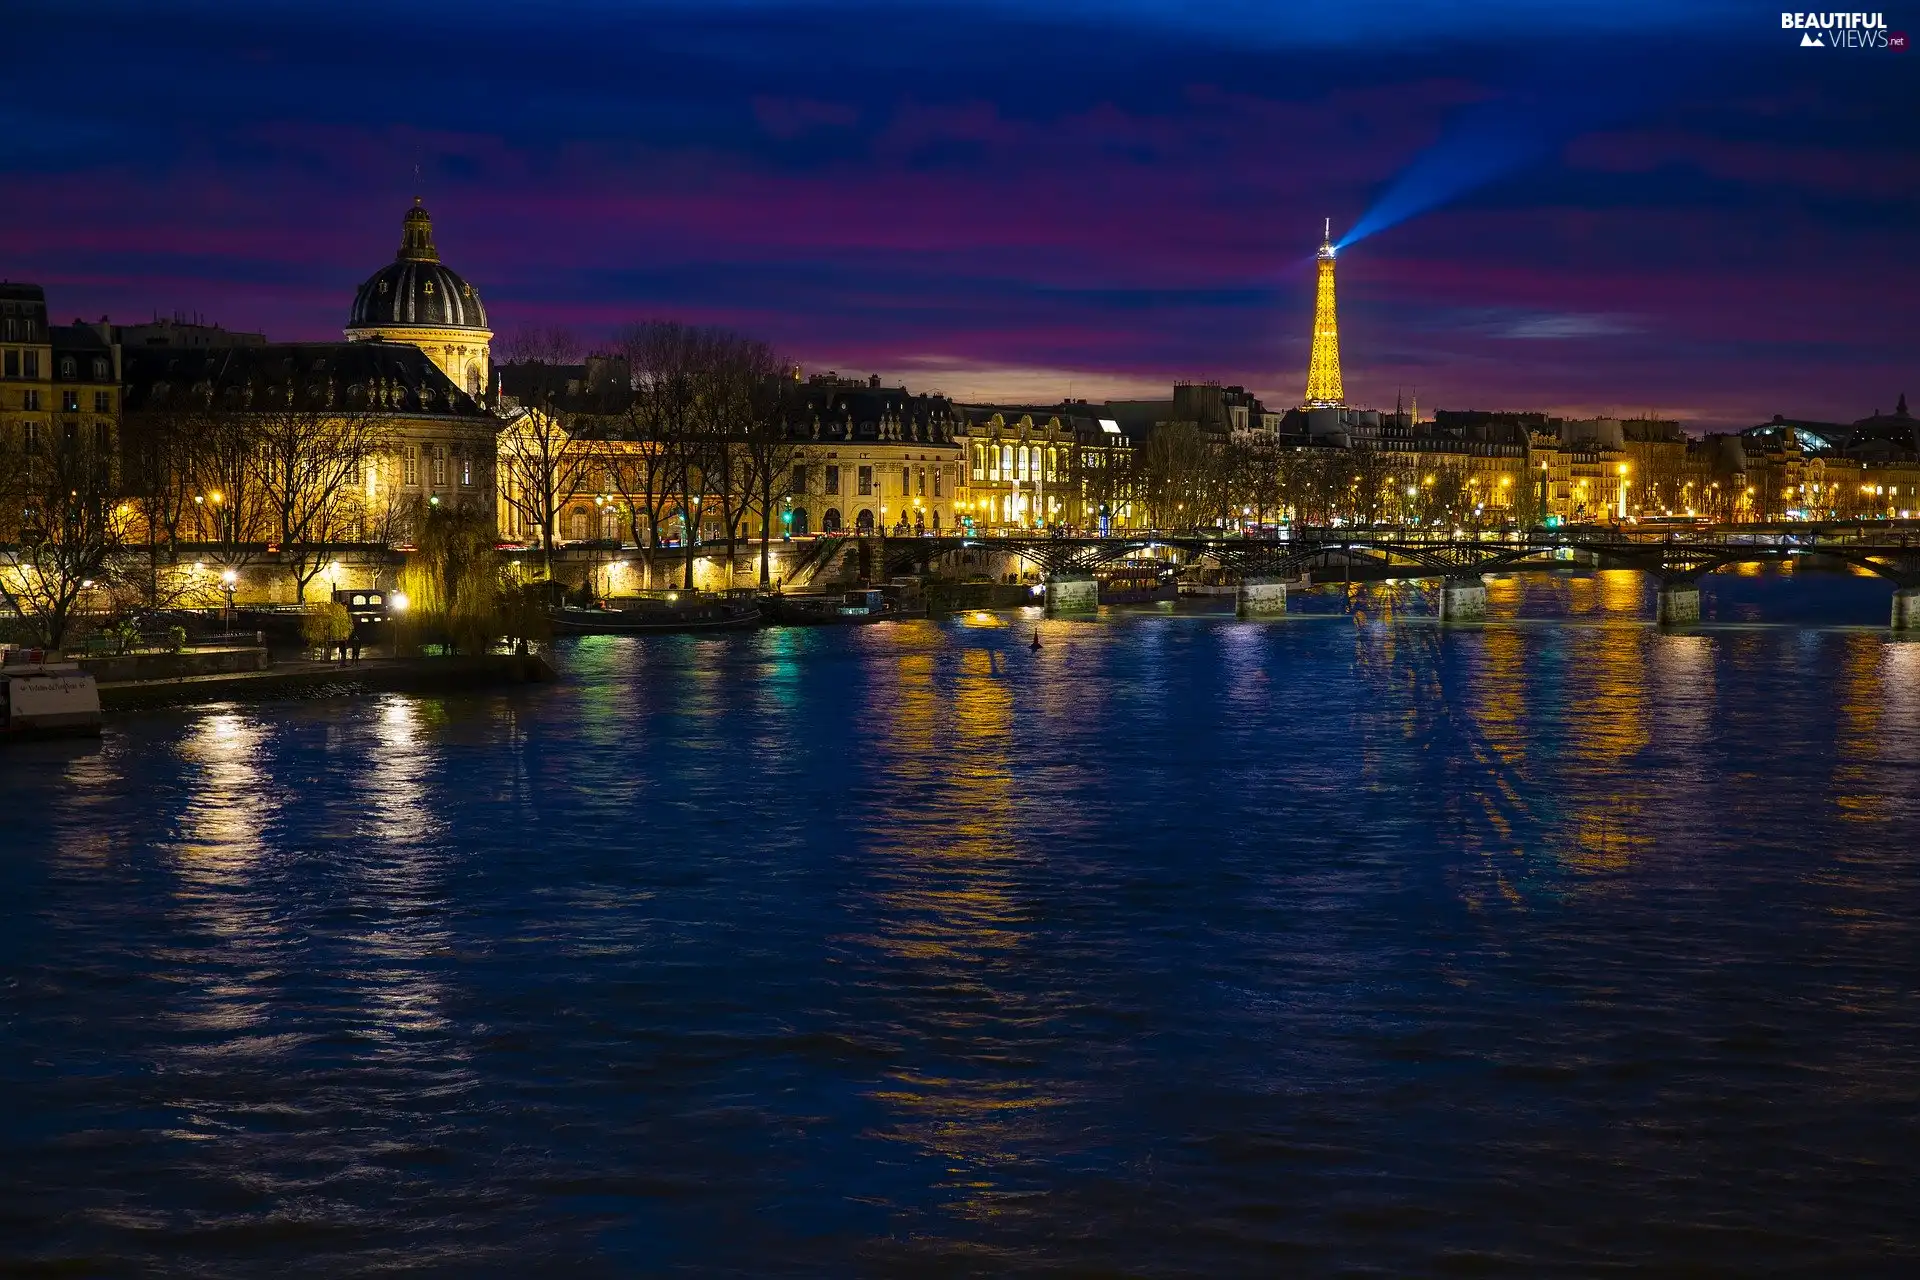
[[4, 569, 1918, 1276]]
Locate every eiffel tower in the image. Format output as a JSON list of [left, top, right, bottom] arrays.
[[1303, 218, 1344, 408]]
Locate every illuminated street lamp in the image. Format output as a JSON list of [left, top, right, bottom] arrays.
[[220, 568, 237, 629]]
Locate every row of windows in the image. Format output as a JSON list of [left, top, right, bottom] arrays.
[[9, 390, 112, 412], [792, 462, 950, 498], [399, 444, 474, 488], [0, 350, 110, 381], [787, 507, 945, 536], [10, 420, 114, 450], [971, 442, 1060, 483]]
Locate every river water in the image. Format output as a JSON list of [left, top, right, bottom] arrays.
[[4, 569, 1919, 1276]]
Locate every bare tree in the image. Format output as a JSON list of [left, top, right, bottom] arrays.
[[501, 325, 583, 367], [1340, 448, 1401, 528], [118, 398, 206, 612], [1242, 442, 1286, 529], [499, 404, 588, 581], [741, 373, 799, 587], [251, 396, 391, 601], [0, 421, 122, 649], [589, 430, 672, 590], [622, 322, 714, 591], [189, 400, 272, 574], [495, 330, 595, 581], [1138, 421, 1214, 531], [703, 333, 784, 586], [1415, 460, 1472, 529]]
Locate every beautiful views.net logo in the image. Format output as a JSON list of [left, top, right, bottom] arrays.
[[1781, 12, 1906, 48]]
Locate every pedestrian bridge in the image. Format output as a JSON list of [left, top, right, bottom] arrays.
[[867, 523, 1920, 627]]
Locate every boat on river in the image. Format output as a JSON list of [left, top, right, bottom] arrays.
[[1, 655, 103, 740], [760, 589, 901, 626], [550, 597, 762, 635]]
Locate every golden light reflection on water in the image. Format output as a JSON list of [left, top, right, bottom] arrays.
[[176, 713, 275, 883], [1459, 620, 1533, 869], [368, 698, 438, 848], [351, 697, 456, 1041], [1882, 642, 1920, 747], [1357, 572, 1678, 890], [1831, 637, 1887, 828], [1648, 632, 1715, 754], [1557, 621, 1654, 874], [853, 628, 1069, 1217], [163, 712, 285, 1047]]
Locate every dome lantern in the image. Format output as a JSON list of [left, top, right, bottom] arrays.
[[398, 198, 440, 263]]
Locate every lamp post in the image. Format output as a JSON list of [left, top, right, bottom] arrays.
[[221, 568, 237, 631]]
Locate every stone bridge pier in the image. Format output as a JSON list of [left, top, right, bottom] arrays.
[[1235, 577, 1289, 618], [1043, 573, 1099, 616], [1437, 576, 1488, 623], [1894, 585, 1920, 631], [1657, 581, 1703, 626]]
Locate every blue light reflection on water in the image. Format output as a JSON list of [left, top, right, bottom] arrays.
[[3, 571, 1919, 1275]]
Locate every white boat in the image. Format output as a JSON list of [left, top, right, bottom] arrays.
[[1, 657, 103, 740]]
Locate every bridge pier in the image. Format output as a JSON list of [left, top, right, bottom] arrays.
[[1657, 582, 1702, 627], [1043, 573, 1098, 616], [1235, 577, 1288, 619], [1894, 585, 1920, 631], [1437, 576, 1488, 624]]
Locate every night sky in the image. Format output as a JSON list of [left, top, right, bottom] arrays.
[[5, 0, 1914, 427]]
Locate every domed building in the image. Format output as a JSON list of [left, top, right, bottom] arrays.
[[345, 199, 492, 398]]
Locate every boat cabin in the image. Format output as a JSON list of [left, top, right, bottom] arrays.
[[1, 656, 103, 739]]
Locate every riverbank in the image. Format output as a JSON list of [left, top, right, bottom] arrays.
[[97, 652, 555, 714]]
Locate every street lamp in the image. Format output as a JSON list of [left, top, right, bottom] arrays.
[[220, 568, 237, 630]]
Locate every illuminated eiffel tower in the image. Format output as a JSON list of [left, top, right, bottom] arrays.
[[1302, 218, 1344, 408]]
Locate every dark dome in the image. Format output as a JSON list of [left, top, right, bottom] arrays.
[[347, 201, 488, 332]]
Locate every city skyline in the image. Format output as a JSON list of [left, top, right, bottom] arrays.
[[2, 1, 1913, 427]]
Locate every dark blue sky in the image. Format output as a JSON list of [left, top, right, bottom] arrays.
[[3, 0, 1914, 425]]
